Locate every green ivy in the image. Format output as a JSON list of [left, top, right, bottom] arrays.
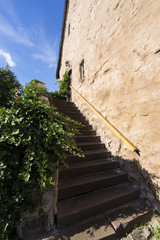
[[50, 70, 69, 100], [0, 81, 83, 239]]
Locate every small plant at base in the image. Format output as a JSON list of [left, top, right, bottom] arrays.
[[150, 225, 160, 239]]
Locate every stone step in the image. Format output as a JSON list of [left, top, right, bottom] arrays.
[[52, 201, 151, 240], [60, 111, 86, 118], [57, 116, 88, 125], [105, 200, 152, 237], [61, 119, 89, 126], [58, 170, 127, 200], [52, 99, 75, 107], [55, 108, 79, 114], [52, 102, 78, 110], [59, 158, 118, 178], [77, 142, 105, 151], [58, 109, 82, 115], [78, 124, 93, 130], [65, 115, 87, 122], [60, 113, 85, 121], [51, 101, 88, 124], [54, 106, 79, 113], [78, 129, 96, 135], [57, 183, 140, 229], [55, 111, 88, 125], [52, 214, 115, 240], [76, 135, 101, 143], [73, 118, 89, 125], [67, 149, 111, 162]]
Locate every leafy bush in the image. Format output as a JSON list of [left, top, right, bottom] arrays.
[[0, 65, 22, 108], [50, 70, 69, 100], [0, 81, 82, 239]]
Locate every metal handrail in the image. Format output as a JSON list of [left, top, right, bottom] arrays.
[[70, 85, 139, 154]]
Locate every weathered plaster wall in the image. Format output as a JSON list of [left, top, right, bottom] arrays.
[[59, 0, 160, 208]]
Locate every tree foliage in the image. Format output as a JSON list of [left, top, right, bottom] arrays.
[[0, 81, 83, 239], [0, 66, 22, 108]]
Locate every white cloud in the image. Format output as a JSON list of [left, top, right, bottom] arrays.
[[0, 0, 34, 48], [49, 64, 54, 68], [33, 50, 56, 68], [0, 15, 34, 47], [32, 31, 57, 68], [0, 49, 16, 67], [0, 1, 57, 68], [0, 0, 17, 21]]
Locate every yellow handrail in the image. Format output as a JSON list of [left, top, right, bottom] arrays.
[[70, 85, 139, 154]]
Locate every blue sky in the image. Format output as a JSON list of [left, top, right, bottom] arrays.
[[0, 0, 65, 91]]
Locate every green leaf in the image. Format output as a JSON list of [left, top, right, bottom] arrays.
[[13, 129, 19, 135], [0, 107, 5, 115]]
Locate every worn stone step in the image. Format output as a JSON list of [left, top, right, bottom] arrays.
[[105, 200, 152, 237], [54, 105, 79, 112], [73, 118, 89, 125], [58, 109, 82, 115], [54, 110, 89, 125], [58, 170, 127, 200], [51, 214, 115, 240], [59, 158, 118, 178], [56, 108, 89, 123], [67, 149, 111, 162], [78, 124, 92, 130], [52, 99, 75, 106], [57, 183, 140, 229], [76, 135, 101, 143], [56, 105, 80, 111], [60, 116, 89, 126], [52, 103, 78, 111], [65, 115, 87, 122], [58, 110, 82, 117], [78, 129, 96, 135], [51, 202, 151, 240], [51, 102, 88, 125], [77, 142, 105, 151], [60, 111, 86, 118], [56, 117, 88, 126]]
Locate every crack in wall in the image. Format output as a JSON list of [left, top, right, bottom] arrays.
[[155, 49, 160, 54]]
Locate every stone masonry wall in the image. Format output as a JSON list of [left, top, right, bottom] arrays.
[[18, 160, 58, 239], [59, 0, 160, 208]]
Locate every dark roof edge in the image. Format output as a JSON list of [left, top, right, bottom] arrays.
[[56, 0, 69, 79]]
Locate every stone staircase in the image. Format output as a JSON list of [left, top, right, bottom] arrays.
[[51, 99, 151, 240]]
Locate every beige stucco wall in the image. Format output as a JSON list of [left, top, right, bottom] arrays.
[[59, 0, 160, 208]]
